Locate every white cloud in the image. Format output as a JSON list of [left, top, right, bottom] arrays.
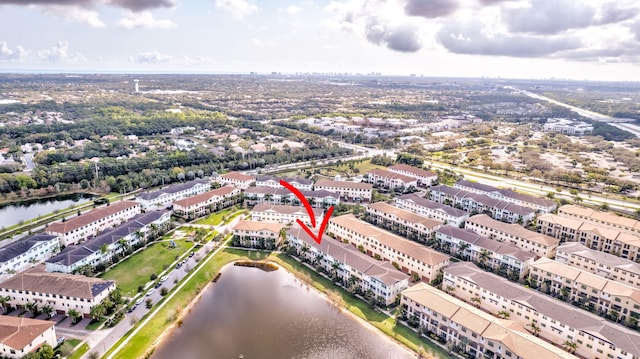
[[130, 50, 172, 64], [250, 38, 275, 47], [215, 0, 258, 19], [117, 11, 177, 29], [37, 41, 86, 63], [44, 6, 105, 28], [286, 5, 302, 15], [0, 42, 25, 61]]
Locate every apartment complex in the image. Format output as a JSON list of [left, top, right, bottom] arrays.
[[0, 234, 59, 275], [543, 118, 594, 136], [45, 201, 141, 246], [250, 203, 324, 226], [556, 242, 640, 291], [401, 282, 574, 359], [388, 164, 437, 187], [255, 176, 313, 191], [232, 220, 285, 249], [558, 204, 640, 236], [365, 202, 442, 243], [218, 171, 255, 190], [537, 213, 640, 261], [444, 262, 640, 359], [466, 214, 559, 258], [429, 185, 536, 224], [135, 179, 210, 211], [0, 265, 116, 316], [395, 193, 468, 226], [436, 226, 535, 279], [244, 187, 339, 208], [454, 180, 556, 213], [0, 316, 57, 359], [529, 258, 640, 322], [172, 186, 241, 219], [314, 179, 372, 203], [287, 225, 409, 305], [365, 168, 417, 190], [328, 214, 449, 281]]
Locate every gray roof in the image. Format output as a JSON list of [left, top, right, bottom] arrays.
[[445, 262, 640, 357], [437, 225, 535, 262], [245, 187, 338, 199], [430, 185, 535, 217], [559, 242, 640, 276], [0, 234, 58, 263], [137, 180, 209, 201], [256, 176, 313, 185], [455, 180, 498, 194], [395, 194, 467, 217], [456, 180, 555, 208]]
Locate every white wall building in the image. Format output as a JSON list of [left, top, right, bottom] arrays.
[[0, 316, 57, 359], [136, 180, 211, 211], [394, 193, 468, 226], [315, 179, 372, 202], [388, 164, 437, 187], [251, 203, 324, 227], [0, 234, 59, 275]]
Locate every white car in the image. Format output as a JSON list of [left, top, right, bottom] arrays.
[[160, 276, 168, 283], [135, 298, 144, 305], [146, 289, 155, 297]]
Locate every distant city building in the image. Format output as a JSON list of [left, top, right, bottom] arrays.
[[136, 180, 210, 211], [388, 164, 437, 187], [0, 234, 59, 275], [0, 316, 57, 359], [394, 193, 468, 226], [255, 176, 313, 191], [543, 118, 593, 136], [218, 172, 256, 190]]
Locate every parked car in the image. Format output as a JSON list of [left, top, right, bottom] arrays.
[[135, 298, 144, 306], [146, 289, 155, 297], [160, 276, 168, 283], [56, 337, 66, 346]]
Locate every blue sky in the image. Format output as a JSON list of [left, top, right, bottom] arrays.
[[1, 0, 640, 81]]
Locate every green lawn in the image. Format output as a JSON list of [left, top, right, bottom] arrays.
[[193, 208, 236, 226], [68, 343, 90, 359], [323, 159, 386, 177], [85, 317, 107, 330], [100, 240, 194, 296]]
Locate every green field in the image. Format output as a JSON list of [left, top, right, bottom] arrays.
[[321, 159, 386, 177], [193, 207, 236, 226], [68, 342, 89, 359], [100, 240, 194, 296]]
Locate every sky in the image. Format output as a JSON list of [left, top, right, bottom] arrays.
[[1, 0, 640, 81]]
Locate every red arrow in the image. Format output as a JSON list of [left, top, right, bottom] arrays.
[[280, 179, 334, 244]]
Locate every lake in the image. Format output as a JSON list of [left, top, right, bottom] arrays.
[[0, 193, 94, 229], [152, 265, 415, 359]]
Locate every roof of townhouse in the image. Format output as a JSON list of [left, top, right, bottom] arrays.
[[466, 214, 559, 247], [300, 190, 340, 199], [445, 262, 640, 357], [330, 214, 449, 266], [173, 186, 237, 208], [455, 179, 498, 193], [395, 194, 467, 217], [388, 164, 436, 178], [367, 168, 417, 183], [46, 201, 139, 234], [0, 265, 114, 300], [220, 171, 255, 181], [401, 282, 573, 359], [559, 205, 640, 232], [315, 179, 373, 190], [287, 225, 409, 286], [496, 188, 556, 208], [256, 176, 313, 185], [233, 220, 284, 233], [245, 187, 290, 196], [252, 203, 324, 217], [0, 234, 58, 263], [137, 179, 209, 201], [0, 316, 55, 351], [437, 225, 535, 262], [430, 184, 463, 197], [537, 213, 584, 230], [366, 202, 442, 229], [558, 242, 640, 276]]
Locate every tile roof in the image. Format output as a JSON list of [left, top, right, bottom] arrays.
[[395, 193, 467, 217], [366, 202, 442, 228], [559, 205, 640, 231], [437, 225, 535, 262], [0, 234, 58, 263], [256, 176, 313, 185], [315, 179, 372, 190], [220, 171, 255, 181], [252, 203, 324, 217], [46, 201, 139, 234], [233, 220, 285, 234], [136, 180, 209, 201], [558, 242, 640, 276], [466, 214, 559, 247], [367, 168, 417, 183], [388, 164, 437, 178], [0, 316, 54, 351], [430, 185, 536, 216], [173, 186, 238, 207]]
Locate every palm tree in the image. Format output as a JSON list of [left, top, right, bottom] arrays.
[[496, 310, 510, 319], [0, 295, 10, 313], [458, 242, 470, 258], [42, 305, 54, 319], [527, 320, 541, 337], [479, 249, 491, 267], [25, 301, 38, 317], [470, 295, 481, 308], [100, 243, 109, 255], [562, 340, 577, 354], [68, 309, 81, 324], [149, 223, 159, 239]]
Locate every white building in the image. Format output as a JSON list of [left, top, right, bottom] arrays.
[[454, 180, 556, 214], [244, 187, 340, 208], [543, 118, 594, 136], [314, 179, 372, 203], [255, 176, 313, 191], [172, 186, 241, 219], [388, 164, 437, 187], [0, 234, 59, 275], [251, 203, 324, 227], [365, 202, 442, 244], [395, 193, 468, 226], [365, 168, 417, 190], [232, 220, 285, 249], [0, 316, 57, 359], [136, 180, 211, 211], [218, 171, 256, 190]]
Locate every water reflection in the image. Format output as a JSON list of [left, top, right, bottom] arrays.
[[0, 193, 93, 228], [153, 265, 414, 359]]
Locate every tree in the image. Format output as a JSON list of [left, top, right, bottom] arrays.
[[470, 295, 481, 308], [496, 310, 510, 319], [562, 340, 577, 354], [42, 305, 54, 319], [90, 304, 106, 321], [25, 301, 39, 318], [38, 343, 55, 359], [527, 320, 541, 337], [68, 309, 81, 324], [0, 295, 10, 313], [146, 298, 153, 309]]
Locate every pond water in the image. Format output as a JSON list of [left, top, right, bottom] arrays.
[[0, 193, 94, 228], [152, 265, 414, 359]]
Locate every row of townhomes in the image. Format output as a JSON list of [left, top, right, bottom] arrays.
[[45, 211, 171, 273], [428, 185, 536, 224], [172, 186, 241, 220], [135, 179, 211, 211], [364, 202, 443, 244], [558, 205, 640, 235], [255, 176, 313, 191], [328, 214, 450, 281], [287, 224, 410, 305], [251, 203, 324, 226], [0, 316, 57, 359], [45, 201, 141, 246], [444, 262, 640, 359], [365, 168, 418, 190], [394, 193, 469, 226], [314, 179, 373, 203], [232, 220, 285, 250], [387, 164, 438, 187], [401, 282, 574, 359], [436, 226, 536, 279], [217, 171, 256, 190], [244, 187, 340, 208], [0, 234, 59, 275], [454, 180, 557, 213]]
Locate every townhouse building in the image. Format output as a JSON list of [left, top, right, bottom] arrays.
[[251, 203, 324, 227], [537, 213, 640, 262], [287, 224, 409, 305], [556, 242, 640, 291], [135, 180, 211, 211], [365, 202, 442, 243], [172, 186, 241, 220], [365, 168, 417, 190], [444, 262, 640, 359], [429, 185, 535, 224], [218, 171, 256, 190], [45, 211, 171, 274], [388, 164, 437, 187], [454, 180, 556, 213], [244, 187, 339, 208], [401, 282, 574, 359], [558, 204, 640, 236], [0, 234, 59, 275], [232, 220, 285, 249], [0, 316, 57, 359], [328, 214, 449, 282], [529, 257, 640, 322], [45, 201, 141, 246], [0, 265, 116, 317], [314, 179, 372, 203], [436, 226, 535, 279], [394, 193, 468, 226], [465, 214, 559, 258], [255, 176, 313, 191]]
